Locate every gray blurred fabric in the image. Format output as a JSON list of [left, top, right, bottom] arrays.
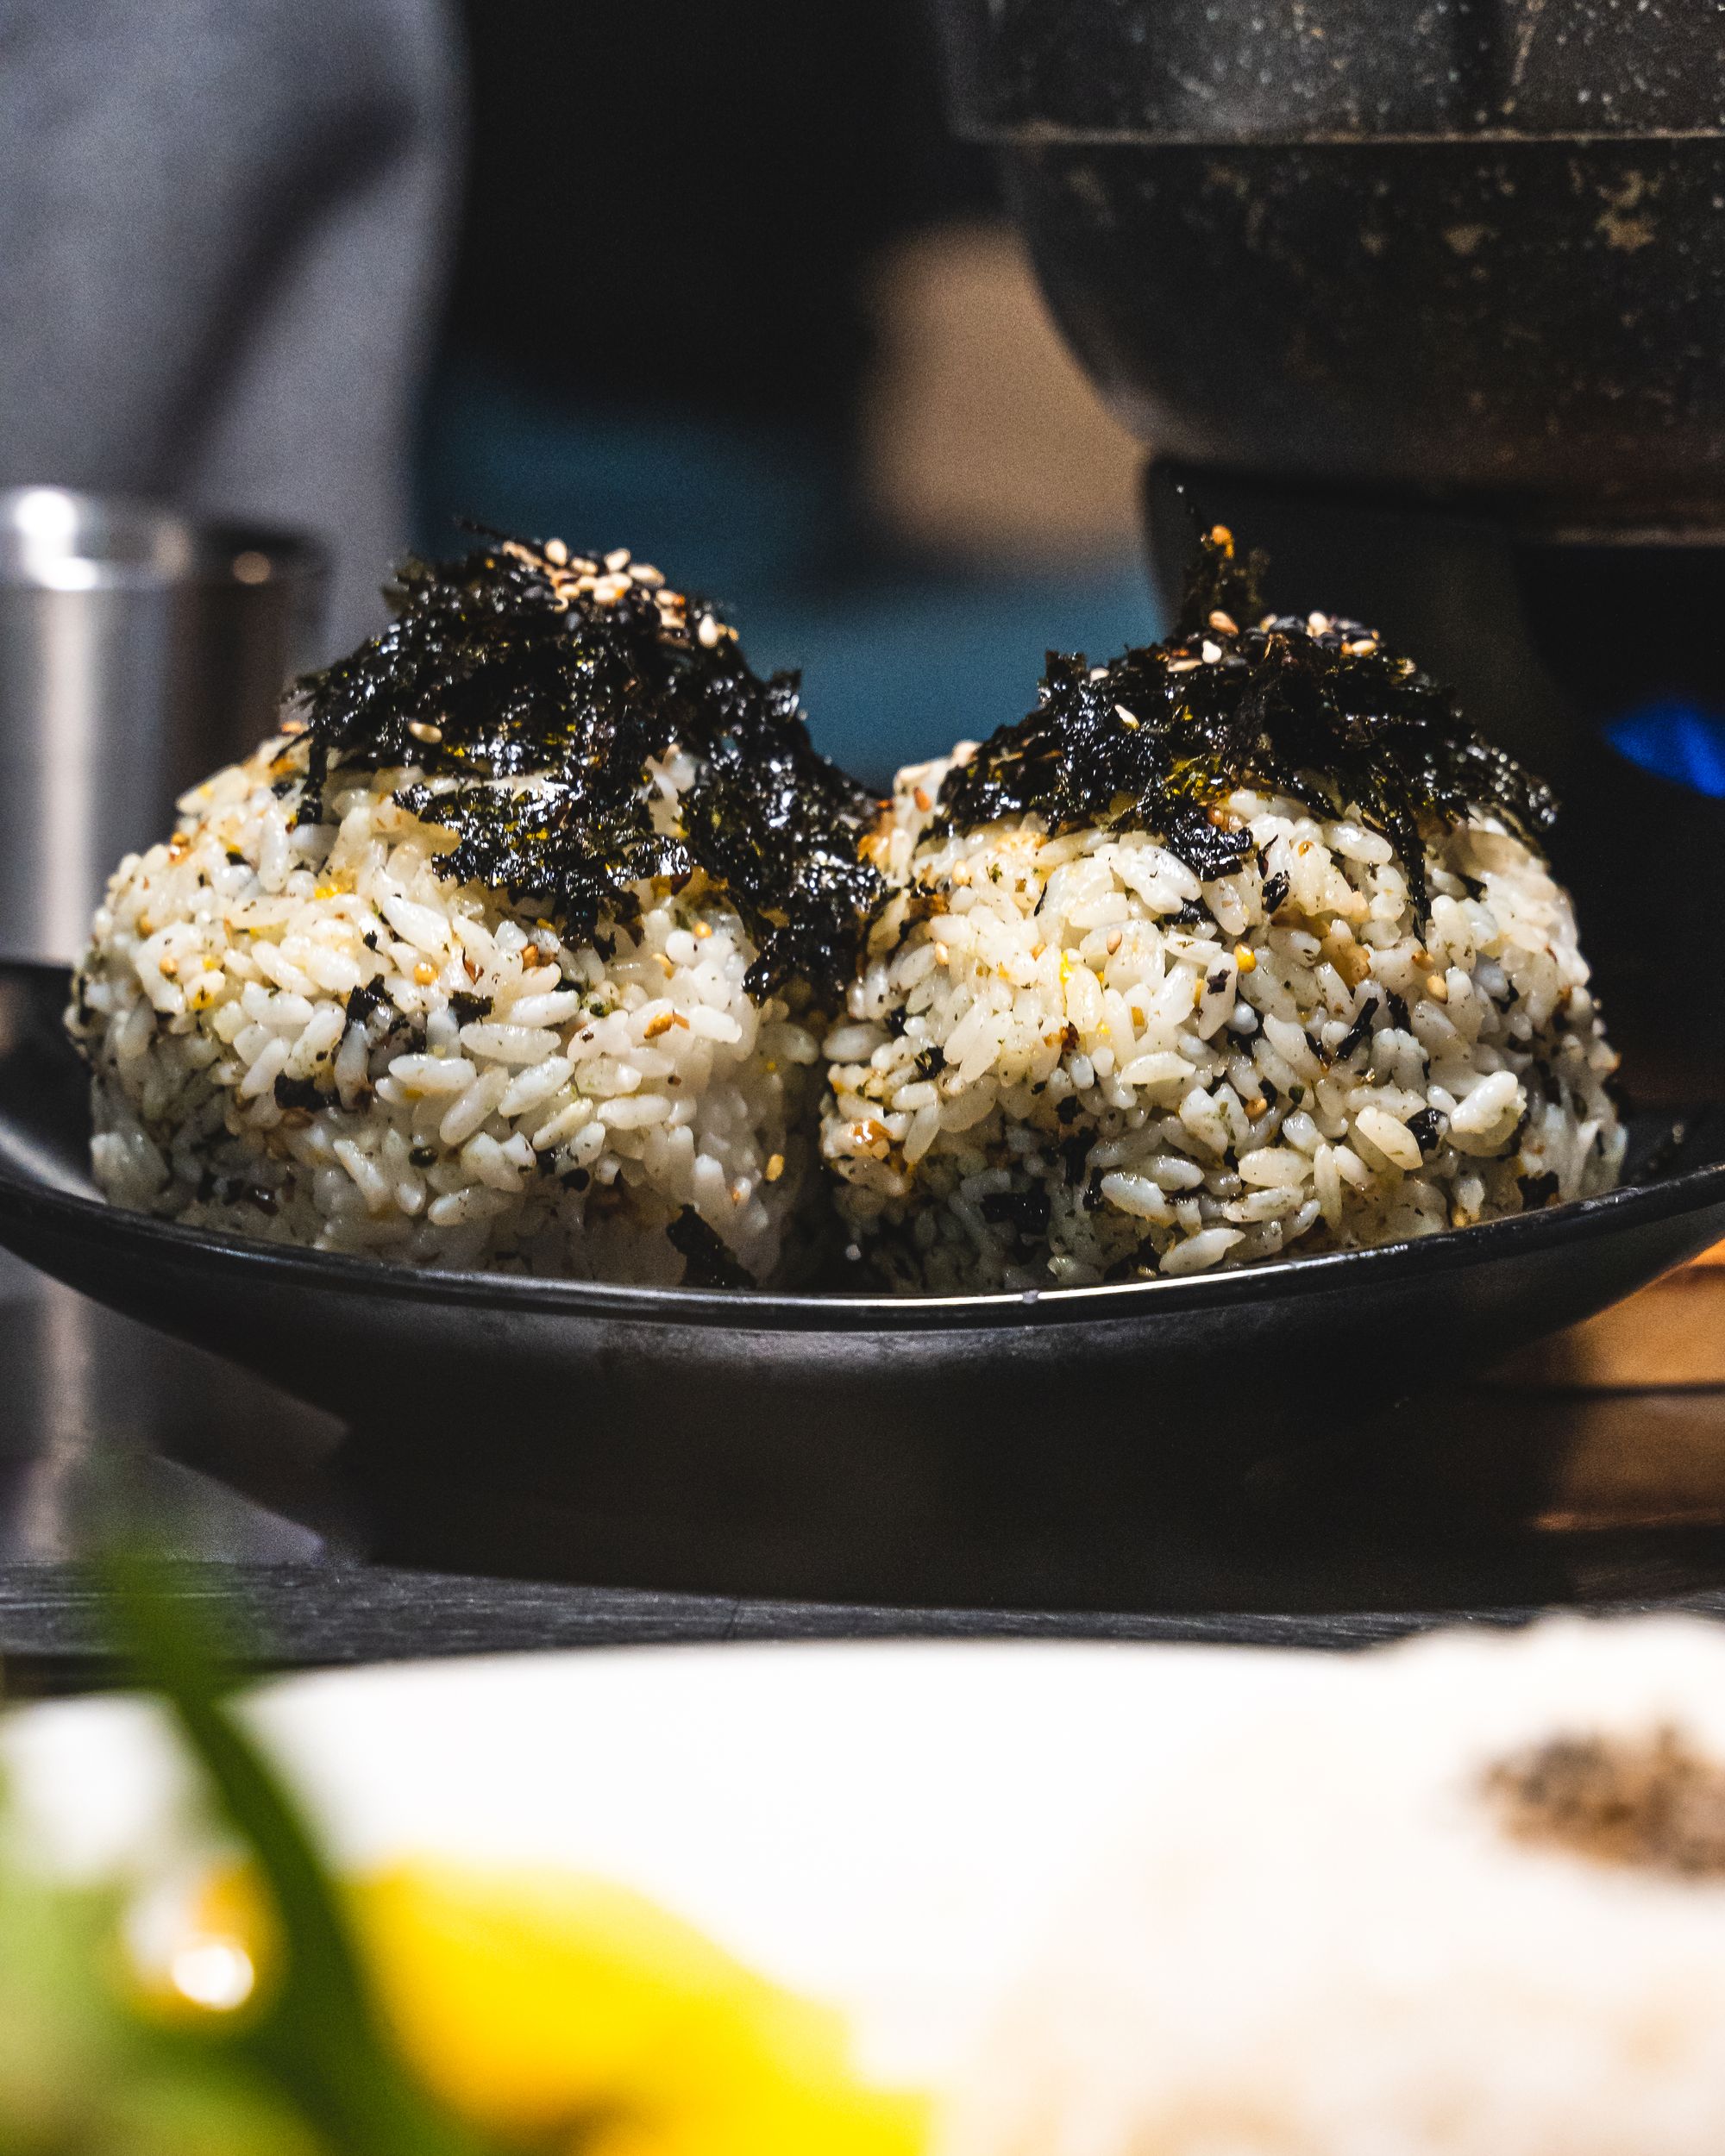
[[0, 0, 463, 656]]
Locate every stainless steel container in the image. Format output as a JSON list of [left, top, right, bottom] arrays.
[[0, 488, 327, 961]]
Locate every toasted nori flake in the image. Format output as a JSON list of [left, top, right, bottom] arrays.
[[272, 1074, 325, 1112], [1406, 1106, 1448, 1154], [448, 989, 492, 1025], [1060, 1129, 1091, 1181], [980, 1183, 1052, 1238], [287, 533, 883, 1003], [1055, 1092, 1080, 1125], [913, 1042, 945, 1079], [343, 978, 386, 1031], [225, 848, 247, 866], [1518, 1169, 1561, 1209], [408, 1144, 437, 1169], [1172, 809, 1254, 882], [1260, 869, 1290, 913], [1332, 995, 1381, 1066], [1384, 989, 1412, 1033], [667, 1206, 755, 1289], [933, 526, 1554, 919], [562, 1165, 591, 1191], [1170, 899, 1214, 929], [1206, 966, 1230, 995]]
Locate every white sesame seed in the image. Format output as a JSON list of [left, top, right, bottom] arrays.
[[1114, 704, 1140, 730], [569, 557, 598, 575], [1201, 639, 1222, 663], [543, 537, 568, 566], [593, 574, 630, 605], [697, 614, 720, 648], [1308, 611, 1332, 635], [407, 720, 442, 744], [630, 563, 664, 586], [1089, 665, 1109, 681], [604, 547, 631, 572]]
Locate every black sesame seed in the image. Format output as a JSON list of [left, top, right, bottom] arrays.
[[1332, 996, 1382, 1066]]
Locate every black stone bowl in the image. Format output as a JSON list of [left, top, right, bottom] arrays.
[[933, 0, 1725, 521], [3, 959, 1724, 1599], [1001, 137, 1725, 521]]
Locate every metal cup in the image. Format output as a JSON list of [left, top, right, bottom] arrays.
[[0, 487, 328, 962]]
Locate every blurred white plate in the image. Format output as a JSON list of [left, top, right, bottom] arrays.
[[1, 1639, 1345, 2084]]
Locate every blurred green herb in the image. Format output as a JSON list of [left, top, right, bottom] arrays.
[[95, 1548, 504, 2156]]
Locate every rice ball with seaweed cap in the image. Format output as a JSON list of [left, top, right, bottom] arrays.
[[824, 527, 1622, 1292], [70, 535, 883, 1285]]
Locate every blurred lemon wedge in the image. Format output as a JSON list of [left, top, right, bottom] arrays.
[[169, 1859, 931, 2156]]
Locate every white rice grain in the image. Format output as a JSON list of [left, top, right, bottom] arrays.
[[824, 756, 1622, 1293]]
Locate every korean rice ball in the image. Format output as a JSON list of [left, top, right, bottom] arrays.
[[69, 536, 881, 1285], [824, 529, 1622, 1292]]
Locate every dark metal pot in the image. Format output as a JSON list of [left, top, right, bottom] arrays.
[[933, 0, 1725, 524]]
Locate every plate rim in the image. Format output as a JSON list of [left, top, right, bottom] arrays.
[[3, 1114, 1722, 1335], [8, 954, 1722, 1337]]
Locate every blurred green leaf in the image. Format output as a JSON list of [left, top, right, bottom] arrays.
[[97, 1548, 505, 2156]]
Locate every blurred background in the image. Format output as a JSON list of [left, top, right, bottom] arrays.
[[423, 0, 1158, 782], [0, 0, 1159, 793]]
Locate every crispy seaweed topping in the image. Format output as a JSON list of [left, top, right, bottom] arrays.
[[286, 535, 882, 1001], [936, 525, 1556, 916]]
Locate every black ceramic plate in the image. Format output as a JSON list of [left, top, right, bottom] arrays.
[[3, 955, 1724, 1563]]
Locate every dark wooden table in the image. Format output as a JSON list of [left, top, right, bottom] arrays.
[[8, 1252, 1725, 1691]]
